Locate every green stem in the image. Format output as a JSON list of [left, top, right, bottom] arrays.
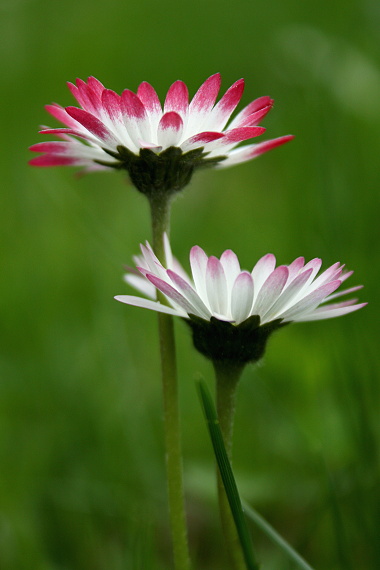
[[149, 193, 191, 570], [214, 360, 248, 570]]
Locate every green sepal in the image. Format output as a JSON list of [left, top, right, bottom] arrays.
[[96, 144, 227, 195], [185, 315, 288, 366]]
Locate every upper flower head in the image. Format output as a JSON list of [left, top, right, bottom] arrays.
[[115, 236, 366, 364], [29, 74, 293, 195]]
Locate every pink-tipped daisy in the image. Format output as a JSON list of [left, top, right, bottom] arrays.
[[29, 74, 293, 195], [115, 236, 366, 364]]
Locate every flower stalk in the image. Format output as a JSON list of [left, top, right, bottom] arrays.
[[149, 194, 191, 570], [213, 360, 247, 570]]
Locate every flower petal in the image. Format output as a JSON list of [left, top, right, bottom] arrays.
[[180, 131, 224, 152], [121, 89, 151, 147], [231, 272, 254, 324], [252, 266, 289, 316], [115, 295, 185, 317], [280, 281, 342, 321], [190, 73, 221, 114], [228, 96, 273, 129], [208, 78, 245, 131], [157, 112, 184, 148], [167, 270, 212, 319], [220, 249, 241, 293], [295, 302, 367, 321], [145, 273, 196, 314], [206, 256, 228, 315], [124, 274, 157, 299], [261, 268, 313, 323], [164, 80, 189, 119], [251, 254, 277, 298], [216, 135, 294, 167], [190, 246, 209, 303], [65, 107, 118, 144]]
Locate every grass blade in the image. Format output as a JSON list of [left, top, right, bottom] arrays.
[[242, 501, 315, 570], [197, 378, 259, 570]]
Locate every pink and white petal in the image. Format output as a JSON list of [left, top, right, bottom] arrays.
[[228, 96, 273, 129], [245, 135, 295, 157], [229, 106, 273, 129], [295, 302, 367, 321], [252, 266, 289, 316], [251, 254, 277, 297], [180, 131, 224, 152], [305, 262, 343, 294], [101, 89, 137, 148], [167, 270, 212, 319], [121, 89, 152, 147], [220, 249, 241, 293], [190, 246, 209, 303], [157, 112, 184, 148], [209, 126, 266, 152], [139, 245, 167, 280], [38, 127, 104, 148], [65, 107, 118, 144], [339, 270, 354, 283], [190, 73, 221, 114], [280, 281, 342, 321], [206, 256, 228, 315], [46, 104, 82, 129], [124, 274, 157, 299], [137, 81, 162, 134], [137, 81, 162, 114], [296, 258, 323, 292], [29, 141, 73, 154], [216, 135, 294, 167], [163, 233, 174, 267], [164, 80, 189, 119], [77, 78, 103, 116], [320, 285, 363, 303], [67, 81, 88, 110], [101, 89, 122, 122], [286, 257, 305, 284], [29, 155, 84, 167], [87, 76, 106, 100], [261, 268, 313, 323], [186, 73, 222, 135], [208, 78, 245, 131], [114, 295, 186, 317], [145, 273, 195, 314], [231, 272, 254, 324]]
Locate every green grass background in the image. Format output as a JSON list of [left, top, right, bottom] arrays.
[[1, 0, 379, 567]]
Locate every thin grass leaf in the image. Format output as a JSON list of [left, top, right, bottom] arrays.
[[197, 378, 259, 570], [242, 501, 315, 570]]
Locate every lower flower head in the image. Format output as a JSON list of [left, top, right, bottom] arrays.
[[115, 236, 366, 364], [29, 74, 293, 195]]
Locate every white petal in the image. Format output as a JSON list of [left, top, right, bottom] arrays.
[[280, 281, 342, 321], [251, 254, 276, 300], [114, 295, 186, 317], [231, 272, 254, 324], [190, 246, 209, 304], [124, 274, 156, 299], [206, 256, 228, 316], [295, 302, 367, 321], [167, 270, 212, 320], [261, 268, 313, 323], [251, 266, 289, 317], [220, 249, 241, 294]]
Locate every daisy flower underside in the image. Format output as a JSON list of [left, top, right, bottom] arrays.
[[116, 236, 366, 326], [29, 74, 294, 185]]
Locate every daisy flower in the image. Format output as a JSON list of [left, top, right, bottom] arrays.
[[29, 74, 293, 195], [115, 236, 366, 363]]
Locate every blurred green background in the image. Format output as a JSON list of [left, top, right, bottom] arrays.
[[1, 0, 379, 568]]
